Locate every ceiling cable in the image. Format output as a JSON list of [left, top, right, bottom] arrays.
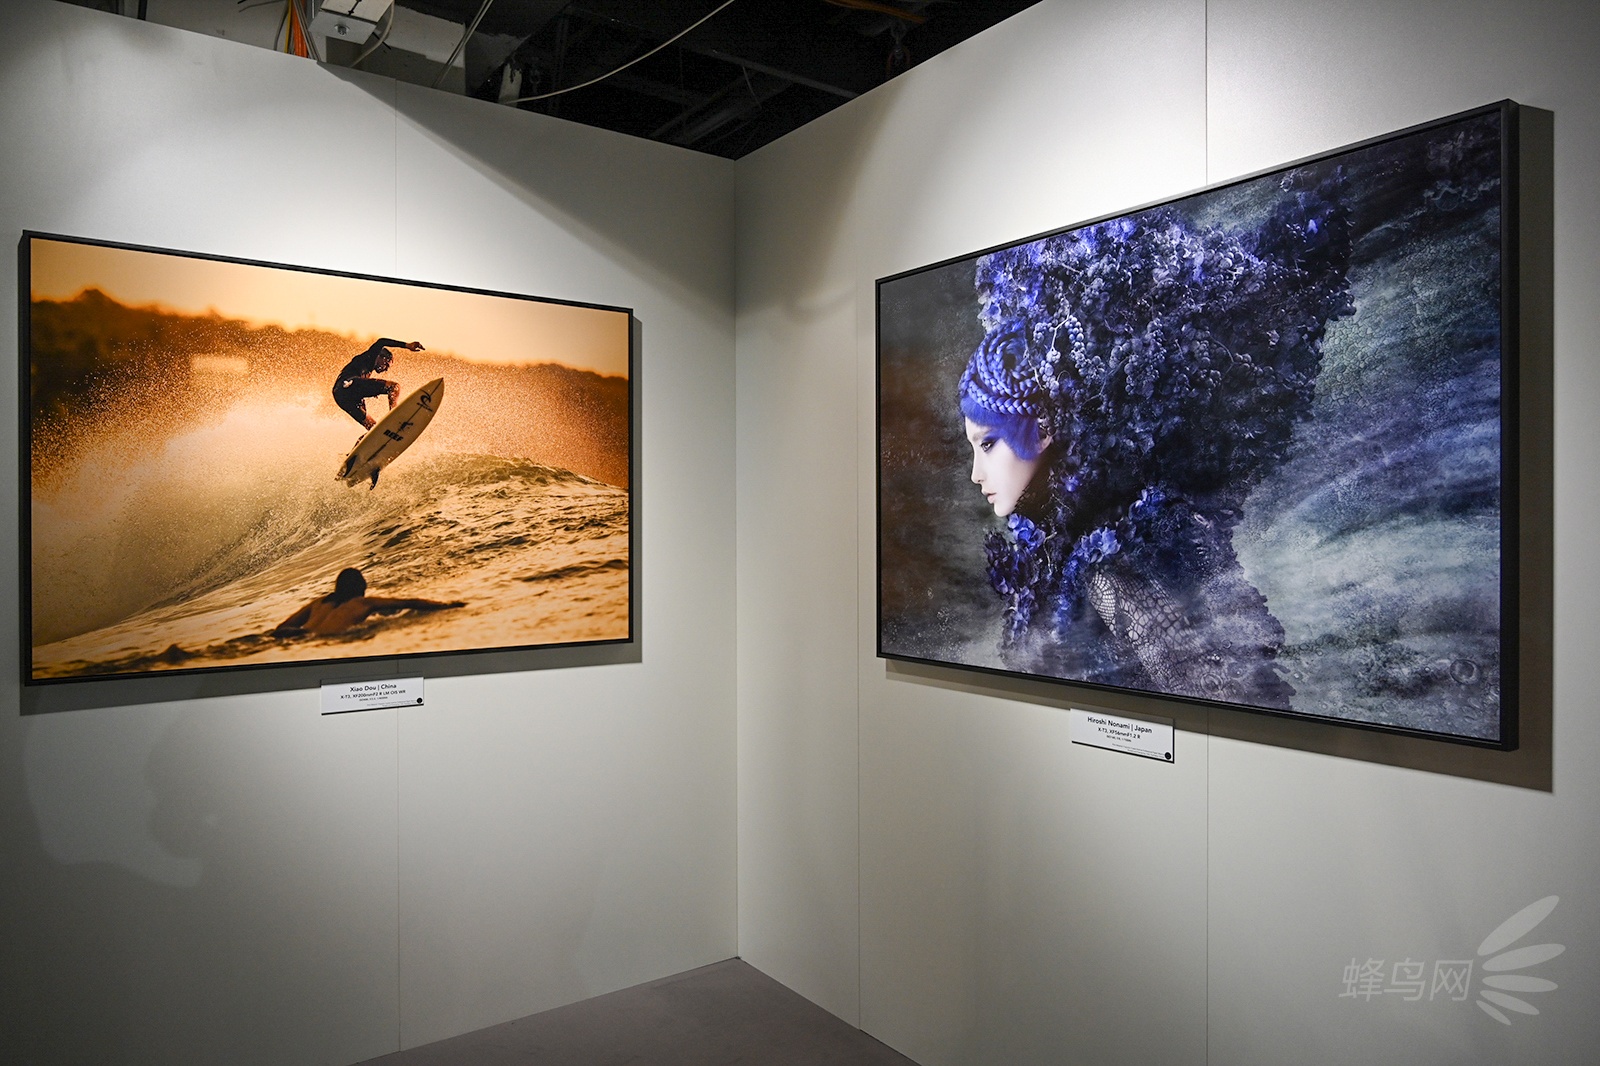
[[271, 2, 289, 52], [353, 2, 396, 68], [287, 0, 322, 63], [431, 0, 499, 89], [504, 0, 738, 106]]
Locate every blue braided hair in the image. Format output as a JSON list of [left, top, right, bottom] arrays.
[[956, 319, 1084, 461]]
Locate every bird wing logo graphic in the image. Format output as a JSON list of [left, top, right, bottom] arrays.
[[1475, 896, 1563, 1025]]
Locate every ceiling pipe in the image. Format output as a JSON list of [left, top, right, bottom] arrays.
[[353, 3, 396, 68], [432, 0, 499, 89], [503, 0, 738, 106]]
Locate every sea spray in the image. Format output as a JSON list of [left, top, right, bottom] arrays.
[[33, 452, 628, 679]]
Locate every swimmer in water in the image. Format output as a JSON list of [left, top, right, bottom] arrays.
[[273, 568, 464, 636]]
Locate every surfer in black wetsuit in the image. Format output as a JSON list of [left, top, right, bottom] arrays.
[[333, 338, 425, 429], [272, 568, 464, 636]]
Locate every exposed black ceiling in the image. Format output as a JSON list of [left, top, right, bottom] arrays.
[[399, 0, 1043, 158]]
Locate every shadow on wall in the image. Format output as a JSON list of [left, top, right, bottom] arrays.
[[731, 80, 896, 318], [1206, 105, 1555, 791], [736, 0, 1209, 318], [0, 704, 397, 1064], [326, 65, 734, 326], [19, 640, 644, 716]]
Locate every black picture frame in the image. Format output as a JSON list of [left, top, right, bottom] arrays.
[[877, 101, 1519, 749], [21, 232, 634, 684]]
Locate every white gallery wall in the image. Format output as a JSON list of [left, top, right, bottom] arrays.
[[4, 0, 1599, 1064], [0, 2, 736, 1063], [737, 1, 1599, 1064]]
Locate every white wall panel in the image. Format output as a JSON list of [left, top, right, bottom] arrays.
[[0, 7, 404, 1063], [1204, 1, 1600, 1062], [388, 82, 737, 1047], [8, 692, 399, 1066], [10, 0, 1598, 1063], [0, 3, 737, 1063], [855, 5, 1213, 1059], [736, 0, 1209, 1057], [733, 99, 868, 1023], [736, 0, 1598, 1064]]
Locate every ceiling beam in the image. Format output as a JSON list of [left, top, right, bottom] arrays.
[[563, 0, 879, 98], [397, 0, 573, 39], [649, 69, 789, 145]]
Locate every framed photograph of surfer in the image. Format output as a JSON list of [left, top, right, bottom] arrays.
[[877, 100, 1520, 748], [21, 233, 633, 683]]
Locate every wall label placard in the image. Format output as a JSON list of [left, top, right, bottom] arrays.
[[321, 677, 425, 715], [1068, 708, 1174, 762]]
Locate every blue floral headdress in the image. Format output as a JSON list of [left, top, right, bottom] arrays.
[[967, 166, 1355, 638]]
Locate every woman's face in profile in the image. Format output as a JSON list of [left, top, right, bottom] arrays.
[[965, 417, 1047, 517]]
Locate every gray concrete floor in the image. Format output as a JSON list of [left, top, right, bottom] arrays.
[[359, 959, 921, 1065]]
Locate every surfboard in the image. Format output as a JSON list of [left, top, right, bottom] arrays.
[[336, 377, 444, 486]]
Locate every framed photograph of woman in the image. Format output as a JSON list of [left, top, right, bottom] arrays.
[[877, 101, 1519, 748], [22, 234, 633, 683]]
